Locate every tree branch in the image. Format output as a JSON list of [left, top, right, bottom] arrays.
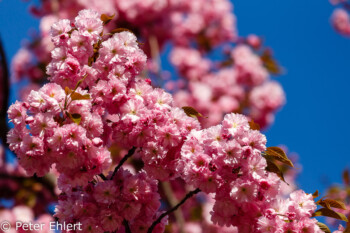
[[147, 188, 201, 233], [98, 173, 107, 181], [110, 147, 136, 180], [123, 219, 132, 233], [0, 37, 10, 148]]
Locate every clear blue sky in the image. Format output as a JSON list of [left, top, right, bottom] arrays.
[[0, 0, 349, 195]]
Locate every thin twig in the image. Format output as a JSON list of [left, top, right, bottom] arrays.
[[123, 219, 132, 233], [110, 147, 136, 180], [147, 188, 201, 233], [0, 37, 9, 147]]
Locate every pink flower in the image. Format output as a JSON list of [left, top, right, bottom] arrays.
[[80, 218, 104, 233], [230, 180, 257, 202], [61, 123, 87, 150], [332, 8, 350, 36], [29, 113, 57, 137], [288, 190, 316, 218], [100, 210, 123, 232], [8, 101, 28, 126], [222, 113, 249, 136], [93, 181, 117, 204], [50, 19, 72, 45], [21, 136, 44, 157], [120, 99, 146, 122], [114, 31, 139, 53], [75, 9, 103, 39]]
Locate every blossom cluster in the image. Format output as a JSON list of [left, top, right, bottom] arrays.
[[257, 190, 321, 232], [13, 0, 236, 84], [7, 10, 118, 186], [171, 45, 285, 128], [12, 0, 286, 130], [176, 113, 321, 232], [56, 168, 165, 233], [7, 9, 197, 230], [28, 0, 236, 48], [7, 9, 326, 233]]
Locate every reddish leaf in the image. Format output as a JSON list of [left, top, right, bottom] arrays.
[[65, 87, 72, 95], [317, 199, 347, 210], [265, 160, 287, 184], [182, 106, 204, 119], [110, 28, 134, 35], [248, 120, 260, 131], [101, 13, 115, 25], [260, 48, 283, 75], [265, 147, 294, 167], [344, 169, 350, 186], [312, 208, 348, 222], [316, 222, 331, 233], [70, 92, 90, 101]]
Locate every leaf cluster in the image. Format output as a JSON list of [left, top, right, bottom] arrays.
[[312, 191, 349, 233]]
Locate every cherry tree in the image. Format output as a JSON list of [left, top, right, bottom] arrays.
[[0, 0, 348, 232], [6, 9, 348, 233]]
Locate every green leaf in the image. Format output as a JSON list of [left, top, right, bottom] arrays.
[[312, 208, 348, 222], [70, 92, 90, 101], [100, 13, 115, 25], [316, 222, 331, 233], [317, 199, 347, 210], [67, 112, 82, 125], [265, 147, 294, 167]]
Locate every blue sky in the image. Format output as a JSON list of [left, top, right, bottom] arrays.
[[0, 0, 349, 196]]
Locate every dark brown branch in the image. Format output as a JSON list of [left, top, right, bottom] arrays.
[[110, 147, 136, 180], [0, 37, 9, 148], [98, 173, 107, 181], [147, 188, 201, 233], [123, 219, 132, 233]]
